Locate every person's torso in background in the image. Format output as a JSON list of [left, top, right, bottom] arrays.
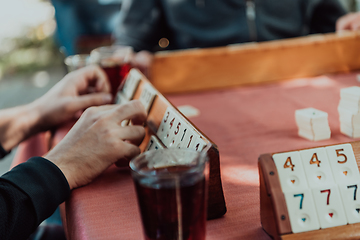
[[160, 0, 345, 49]]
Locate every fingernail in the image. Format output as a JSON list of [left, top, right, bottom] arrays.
[[103, 94, 112, 103]]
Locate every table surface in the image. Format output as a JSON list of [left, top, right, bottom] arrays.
[[13, 71, 360, 239]]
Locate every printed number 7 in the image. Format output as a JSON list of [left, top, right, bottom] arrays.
[[294, 193, 304, 209], [348, 185, 358, 201], [320, 189, 331, 205]]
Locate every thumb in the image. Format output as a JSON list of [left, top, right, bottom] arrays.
[[71, 93, 112, 112]]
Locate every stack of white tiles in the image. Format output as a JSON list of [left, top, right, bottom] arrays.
[[295, 108, 331, 141], [338, 86, 360, 138]]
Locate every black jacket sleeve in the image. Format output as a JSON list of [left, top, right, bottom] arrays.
[[0, 157, 70, 240], [307, 0, 347, 34]]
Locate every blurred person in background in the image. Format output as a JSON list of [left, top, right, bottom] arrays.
[[114, 0, 347, 74], [336, 10, 360, 31], [51, 0, 122, 56]]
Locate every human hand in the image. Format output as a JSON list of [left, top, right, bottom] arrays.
[[45, 100, 147, 190], [0, 65, 113, 152], [31, 65, 112, 133], [336, 12, 360, 31]]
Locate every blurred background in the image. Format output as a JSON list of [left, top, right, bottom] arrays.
[[0, 0, 63, 173], [0, 0, 358, 174], [341, 0, 360, 11], [0, 0, 121, 173]]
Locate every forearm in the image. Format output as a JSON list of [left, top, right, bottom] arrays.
[[0, 103, 40, 152], [0, 157, 70, 240], [0, 65, 112, 153]]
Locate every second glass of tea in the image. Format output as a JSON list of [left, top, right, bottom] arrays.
[[90, 46, 133, 100], [64, 54, 90, 72], [130, 148, 209, 240]]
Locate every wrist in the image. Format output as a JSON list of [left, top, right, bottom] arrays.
[[45, 150, 75, 190], [0, 103, 41, 151], [26, 100, 45, 135]]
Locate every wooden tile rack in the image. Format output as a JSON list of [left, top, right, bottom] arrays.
[[116, 69, 227, 219], [259, 141, 360, 239]]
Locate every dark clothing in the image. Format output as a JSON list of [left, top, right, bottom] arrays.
[[114, 0, 346, 52], [0, 157, 70, 240]]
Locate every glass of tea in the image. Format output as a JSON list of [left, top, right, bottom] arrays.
[[64, 54, 90, 72], [130, 148, 209, 240], [90, 46, 133, 100]]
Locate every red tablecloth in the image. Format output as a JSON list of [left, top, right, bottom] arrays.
[[12, 71, 360, 239]]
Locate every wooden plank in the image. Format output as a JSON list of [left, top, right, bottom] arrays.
[[259, 154, 291, 239], [281, 222, 360, 240], [151, 31, 360, 94]]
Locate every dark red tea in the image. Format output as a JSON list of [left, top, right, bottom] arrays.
[[102, 62, 131, 100], [134, 169, 206, 240]]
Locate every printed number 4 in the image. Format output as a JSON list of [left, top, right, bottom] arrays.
[[284, 157, 295, 171], [309, 153, 321, 167]]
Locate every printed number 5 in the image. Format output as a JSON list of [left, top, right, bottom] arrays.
[[336, 149, 347, 164], [174, 122, 181, 135]]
